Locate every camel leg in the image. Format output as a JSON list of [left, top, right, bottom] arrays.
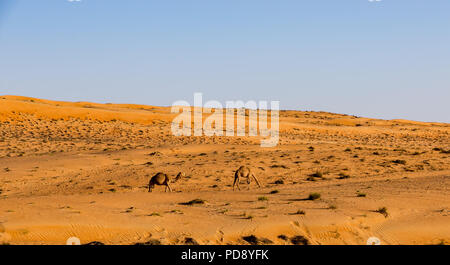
[[233, 176, 240, 191], [252, 173, 261, 188], [166, 182, 172, 192]]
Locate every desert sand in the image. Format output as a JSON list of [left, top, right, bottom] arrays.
[[0, 95, 448, 245]]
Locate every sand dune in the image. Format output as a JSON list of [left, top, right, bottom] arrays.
[[0, 95, 449, 245]]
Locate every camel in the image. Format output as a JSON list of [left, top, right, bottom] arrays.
[[174, 172, 185, 182], [148, 172, 184, 192], [233, 166, 261, 191]]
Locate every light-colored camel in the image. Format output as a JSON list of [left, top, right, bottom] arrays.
[[148, 172, 184, 192], [233, 166, 261, 191]]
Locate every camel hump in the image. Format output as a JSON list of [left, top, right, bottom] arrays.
[[236, 166, 251, 176], [237, 165, 248, 171], [151, 172, 168, 184], [153, 172, 166, 178]]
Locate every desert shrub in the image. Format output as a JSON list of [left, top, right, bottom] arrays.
[[245, 214, 254, 220], [271, 164, 289, 169], [375, 207, 389, 218], [148, 212, 161, 217], [307, 193, 321, 201], [294, 209, 305, 215], [184, 237, 199, 245], [274, 179, 284, 185], [134, 239, 161, 245], [242, 235, 258, 245], [179, 199, 206, 206], [83, 241, 105, 245], [337, 173, 350, 179], [290, 236, 309, 245], [277, 235, 288, 241], [309, 171, 323, 178], [242, 235, 272, 245]]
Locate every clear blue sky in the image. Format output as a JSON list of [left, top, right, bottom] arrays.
[[0, 0, 449, 122]]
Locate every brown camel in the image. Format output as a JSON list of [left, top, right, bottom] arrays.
[[233, 166, 261, 191], [148, 172, 184, 192]]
